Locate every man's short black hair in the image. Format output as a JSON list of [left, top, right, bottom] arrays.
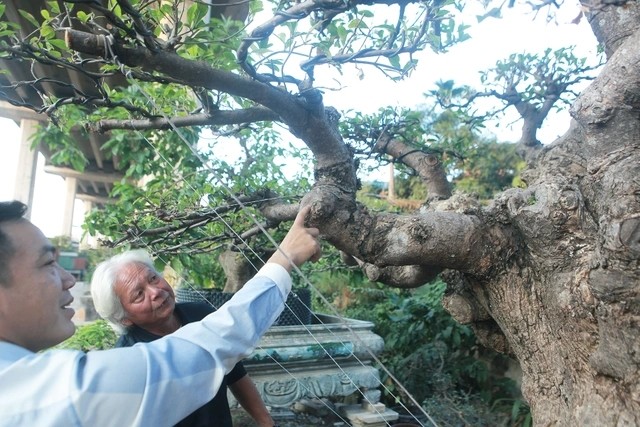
[[0, 201, 29, 285], [0, 201, 28, 221]]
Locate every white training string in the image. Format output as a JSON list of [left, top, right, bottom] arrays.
[[98, 31, 436, 426]]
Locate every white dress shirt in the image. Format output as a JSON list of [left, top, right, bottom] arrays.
[[0, 263, 291, 427]]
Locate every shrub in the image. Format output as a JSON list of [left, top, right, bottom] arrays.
[[54, 320, 117, 352]]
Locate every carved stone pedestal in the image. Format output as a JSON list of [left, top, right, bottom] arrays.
[[229, 314, 385, 408]]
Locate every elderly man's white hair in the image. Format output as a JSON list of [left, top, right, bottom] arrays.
[[90, 249, 155, 333]]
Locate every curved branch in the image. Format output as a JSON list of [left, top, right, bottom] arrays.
[[64, 29, 304, 117], [359, 259, 442, 288], [299, 44, 423, 72], [115, 0, 161, 51], [374, 134, 452, 201], [571, 24, 640, 148], [258, 202, 300, 223], [64, 29, 354, 173], [237, 0, 426, 81], [583, 0, 640, 58], [108, 190, 282, 245], [238, 0, 350, 82]]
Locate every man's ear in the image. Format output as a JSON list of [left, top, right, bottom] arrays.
[[121, 318, 133, 327]]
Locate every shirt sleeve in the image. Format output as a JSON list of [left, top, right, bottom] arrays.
[[0, 263, 291, 427], [226, 361, 248, 385]]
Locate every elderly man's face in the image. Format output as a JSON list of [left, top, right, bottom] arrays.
[[0, 220, 76, 351], [114, 262, 176, 330]]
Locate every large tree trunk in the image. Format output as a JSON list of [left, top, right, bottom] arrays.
[[441, 3, 640, 424]]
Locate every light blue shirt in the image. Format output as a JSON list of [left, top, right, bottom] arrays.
[[0, 263, 291, 427]]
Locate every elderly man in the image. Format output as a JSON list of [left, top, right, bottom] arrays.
[[91, 249, 275, 427], [0, 200, 320, 426]]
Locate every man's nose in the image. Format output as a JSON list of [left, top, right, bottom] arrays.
[[60, 267, 76, 290], [149, 284, 164, 299]]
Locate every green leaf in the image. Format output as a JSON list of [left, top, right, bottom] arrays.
[[388, 55, 400, 69], [76, 11, 90, 23], [18, 10, 40, 28], [186, 2, 208, 28], [49, 38, 67, 50], [476, 7, 501, 22], [348, 19, 366, 29], [47, 1, 60, 14], [40, 24, 55, 39]]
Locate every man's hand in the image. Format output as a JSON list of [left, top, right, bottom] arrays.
[[268, 206, 321, 271]]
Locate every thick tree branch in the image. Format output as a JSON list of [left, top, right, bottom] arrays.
[[359, 259, 442, 288], [571, 25, 640, 152], [304, 189, 514, 276], [258, 202, 300, 223], [583, 0, 640, 58], [64, 29, 302, 118], [64, 29, 355, 177]]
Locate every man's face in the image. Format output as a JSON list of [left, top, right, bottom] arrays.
[[114, 262, 176, 331], [0, 220, 76, 352]]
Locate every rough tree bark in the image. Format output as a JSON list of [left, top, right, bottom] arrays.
[[439, 4, 640, 424], [1, 0, 638, 425]]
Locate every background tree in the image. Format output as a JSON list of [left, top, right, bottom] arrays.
[[430, 47, 602, 159], [0, 1, 638, 425], [344, 106, 525, 202]]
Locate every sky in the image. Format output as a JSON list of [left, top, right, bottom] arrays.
[[0, 1, 599, 239], [318, 2, 599, 141]]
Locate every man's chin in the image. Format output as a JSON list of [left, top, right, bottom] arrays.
[[36, 324, 76, 352], [58, 322, 77, 343]]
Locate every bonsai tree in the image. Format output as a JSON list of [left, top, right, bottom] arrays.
[[0, 0, 638, 424]]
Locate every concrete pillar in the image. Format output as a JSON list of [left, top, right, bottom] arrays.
[[62, 177, 77, 237], [13, 119, 40, 218], [80, 200, 94, 249]]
